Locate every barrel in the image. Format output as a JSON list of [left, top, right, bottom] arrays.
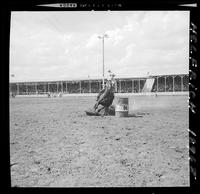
[[115, 97, 129, 117]]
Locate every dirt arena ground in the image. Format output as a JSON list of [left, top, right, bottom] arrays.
[[10, 94, 189, 187]]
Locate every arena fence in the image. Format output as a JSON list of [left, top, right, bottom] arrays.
[[9, 74, 189, 97]]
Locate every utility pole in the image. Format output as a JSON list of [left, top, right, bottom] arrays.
[[98, 34, 109, 89]]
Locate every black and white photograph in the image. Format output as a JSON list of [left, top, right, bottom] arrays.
[[9, 10, 190, 187]]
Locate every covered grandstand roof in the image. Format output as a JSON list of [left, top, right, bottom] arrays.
[[9, 73, 188, 84]]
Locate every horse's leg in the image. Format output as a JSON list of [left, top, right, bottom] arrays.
[[98, 106, 109, 116], [103, 107, 109, 115], [93, 102, 99, 110], [97, 105, 105, 113]]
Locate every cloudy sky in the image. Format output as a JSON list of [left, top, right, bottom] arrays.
[[10, 11, 189, 82]]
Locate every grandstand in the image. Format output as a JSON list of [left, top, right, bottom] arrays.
[[9, 74, 189, 96]]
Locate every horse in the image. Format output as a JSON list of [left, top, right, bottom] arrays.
[[93, 80, 115, 115]]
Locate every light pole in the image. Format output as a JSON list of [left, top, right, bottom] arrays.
[[98, 34, 109, 89]]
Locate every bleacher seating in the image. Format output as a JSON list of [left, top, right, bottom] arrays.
[[9, 74, 189, 95]]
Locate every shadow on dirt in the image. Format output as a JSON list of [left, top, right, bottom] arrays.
[[85, 111, 147, 118], [85, 107, 150, 118], [127, 113, 143, 118]]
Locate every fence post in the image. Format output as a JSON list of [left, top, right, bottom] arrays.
[[156, 77, 158, 92], [89, 81, 91, 93], [138, 79, 140, 93], [79, 80, 81, 94], [26, 83, 28, 95], [119, 80, 121, 93], [132, 80, 134, 93], [17, 83, 19, 95], [48, 83, 49, 93], [61, 81, 63, 93], [35, 82, 37, 94], [181, 76, 183, 92], [44, 83, 46, 94]]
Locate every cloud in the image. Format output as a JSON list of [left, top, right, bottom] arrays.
[[105, 28, 124, 46], [85, 33, 99, 48], [10, 11, 189, 81], [119, 43, 136, 65]]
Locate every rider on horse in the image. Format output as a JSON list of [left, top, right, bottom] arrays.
[[93, 71, 116, 116]]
